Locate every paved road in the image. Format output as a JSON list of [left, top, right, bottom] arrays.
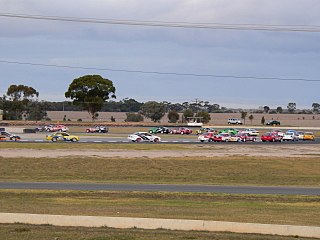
[[1, 182, 319, 195]]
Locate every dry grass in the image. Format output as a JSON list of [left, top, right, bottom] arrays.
[[46, 111, 320, 127], [1, 190, 320, 226], [1, 156, 320, 186], [1, 223, 313, 240]]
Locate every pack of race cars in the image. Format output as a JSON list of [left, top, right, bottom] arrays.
[[198, 128, 315, 143], [0, 125, 316, 143]]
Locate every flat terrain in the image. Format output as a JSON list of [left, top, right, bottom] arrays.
[[1, 141, 319, 233], [1, 190, 320, 226], [2, 223, 315, 240], [46, 111, 320, 127], [2, 142, 320, 158], [1, 155, 320, 186]]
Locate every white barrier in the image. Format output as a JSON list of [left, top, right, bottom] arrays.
[[0, 213, 319, 238]]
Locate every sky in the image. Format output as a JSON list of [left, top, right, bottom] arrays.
[[0, 0, 320, 109]]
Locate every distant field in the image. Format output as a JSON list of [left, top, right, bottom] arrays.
[[46, 111, 320, 127]]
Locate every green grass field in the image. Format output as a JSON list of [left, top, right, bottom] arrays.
[[1, 142, 319, 235], [1, 190, 319, 226], [1, 156, 320, 186]]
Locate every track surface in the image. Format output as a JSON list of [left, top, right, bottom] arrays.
[[1, 182, 319, 195]]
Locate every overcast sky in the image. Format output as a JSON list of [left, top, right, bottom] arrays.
[[1, 0, 320, 108]]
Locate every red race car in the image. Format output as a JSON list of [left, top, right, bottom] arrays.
[[261, 132, 283, 142], [170, 127, 192, 134], [236, 132, 257, 142], [213, 133, 231, 142]]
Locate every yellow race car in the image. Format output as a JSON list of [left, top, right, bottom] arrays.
[[46, 132, 80, 142], [303, 132, 315, 141]]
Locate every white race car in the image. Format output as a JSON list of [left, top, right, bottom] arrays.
[[128, 132, 161, 142]]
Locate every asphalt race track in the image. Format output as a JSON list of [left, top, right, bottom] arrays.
[[0, 182, 319, 196], [5, 132, 320, 144]]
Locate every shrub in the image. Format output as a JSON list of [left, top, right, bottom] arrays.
[[167, 110, 179, 123], [125, 113, 144, 122]]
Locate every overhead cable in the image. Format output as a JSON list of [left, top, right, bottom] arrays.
[[1, 12, 320, 32], [0, 59, 319, 82]]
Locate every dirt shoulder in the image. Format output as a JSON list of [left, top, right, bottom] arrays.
[[2, 144, 319, 158]]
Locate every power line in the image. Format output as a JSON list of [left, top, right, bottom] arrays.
[[0, 59, 319, 83], [1, 12, 320, 32]]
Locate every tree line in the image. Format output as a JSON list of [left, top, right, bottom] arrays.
[[1, 74, 320, 122]]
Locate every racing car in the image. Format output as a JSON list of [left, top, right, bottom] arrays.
[[128, 132, 161, 142]]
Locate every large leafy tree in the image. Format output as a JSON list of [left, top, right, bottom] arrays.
[[65, 75, 116, 120], [140, 101, 165, 122], [276, 106, 283, 114], [3, 84, 40, 120], [167, 110, 180, 123], [183, 109, 194, 121], [287, 102, 296, 114], [196, 111, 211, 124], [312, 103, 320, 113]]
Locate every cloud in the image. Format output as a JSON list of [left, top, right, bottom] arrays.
[[1, 0, 320, 107]]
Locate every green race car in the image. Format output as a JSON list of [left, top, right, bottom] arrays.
[[218, 128, 239, 135]]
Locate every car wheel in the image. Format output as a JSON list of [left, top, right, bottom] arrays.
[[253, 138, 256, 142], [200, 140, 204, 142], [242, 139, 246, 142], [52, 138, 57, 142], [149, 130, 153, 134], [136, 138, 142, 142], [71, 138, 77, 142], [154, 138, 159, 142], [208, 138, 213, 142], [181, 132, 184, 134]]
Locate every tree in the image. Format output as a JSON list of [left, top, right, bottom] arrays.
[[263, 106, 270, 113], [125, 113, 144, 122], [3, 84, 40, 120], [261, 116, 265, 125], [276, 106, 283, 114], [140, 101, 165, 122], [312, 103, 320, 114], [183, 109, 194, 122], [167, 110, 180, 123], [287, 102, 296, 114], [241, 111, 247, 124], [248, 114, 254, 124], [27, 101, 48, 121], [65, 75, 116, 121], [196, 111, 211, 124], [120, 98, 143, 112]]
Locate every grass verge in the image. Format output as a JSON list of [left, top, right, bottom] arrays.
[[1, 190, 320, 226], [1, 156, 320, 186], [1, 223, 316, 240]]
